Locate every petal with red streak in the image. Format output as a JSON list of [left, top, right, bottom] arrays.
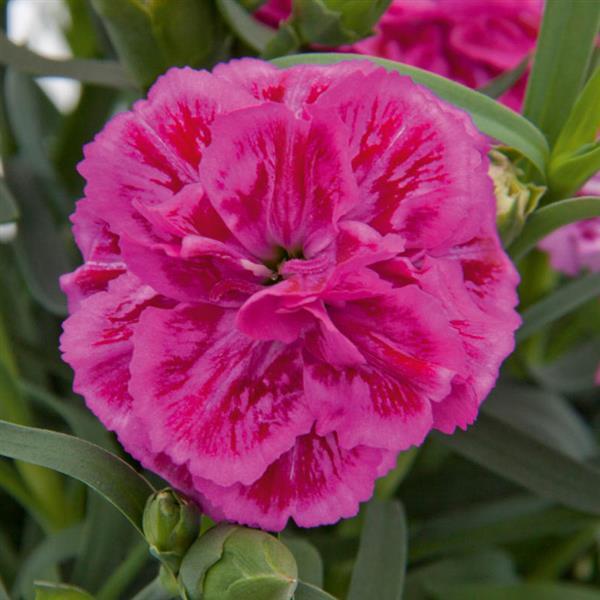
[[60, 274, 172, 431], [128, 304, 314, 486], [304, 287, 464, 449], [195, 431, 395, 531], [313, 68, 491, 249], [200, 102, 358, 261]]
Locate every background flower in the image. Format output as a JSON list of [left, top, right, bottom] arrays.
[[256, 0, 542, 109], [60, 59, 519, 531]]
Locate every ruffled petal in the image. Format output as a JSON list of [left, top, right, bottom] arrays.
[[200, 102, 358, 261], [60, 274, 172, 431], [196, 430, 395, 531], [304, 287, 463, 449], [313, 68, 491, 249], [128, 304, 314, 486]]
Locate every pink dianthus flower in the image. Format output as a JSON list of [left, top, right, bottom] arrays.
[[61, 59, 519, 531], [539, 175, 600, 277], [256, 0, 542, 110]]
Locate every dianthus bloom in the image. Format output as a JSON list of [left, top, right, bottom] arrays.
[[539, 175, 600, 276], [256, 0, 542, 110], [61, 59, 519, 530]]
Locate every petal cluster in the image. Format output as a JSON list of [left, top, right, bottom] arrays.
[[61, 59, 519, 530], [256, 0, 542, 110]]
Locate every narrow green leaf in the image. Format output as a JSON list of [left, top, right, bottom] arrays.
[[0, 576, 9, 600], [347, 499, 407, 600], [12, 525, 82, 600], [295, 581, 338, 600], [427, 582, 600, 600], [509, 196, 600, 262], [272, 53, 549, 177], [553, 67, 600, 159], [409, 497, 591, 562], [4, 158, 72, 316], [96, 542, 149, 600], [484, 383, 597, 460], [517, 272, 600, 342], [0, 178, 18, 224], [34, 582, 94, 600], [523, 0, 600, 146], [405, 550, 517, 600], [439, 413, 600, 516], [0, 419, 154, 534], [282, 536, 323, 588], [548, 142, 600, 199], [90, 0, 166, 88], [530, 339, 600, 394], [72, 495, 137, 593], [130, 578, 172, 600], [0, 31, 135, 89], [478, 54, 530, 100], [217, 0, 276, 53]]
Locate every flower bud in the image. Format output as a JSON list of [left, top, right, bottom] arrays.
[[179, 524, 298, 600], [142, 488, 200, 573], [489, 149, 544, 246]]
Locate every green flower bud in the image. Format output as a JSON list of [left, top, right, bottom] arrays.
[[179, 524, 298, 600], [143, 488, 200, 573], [489, 149, 545, 246]]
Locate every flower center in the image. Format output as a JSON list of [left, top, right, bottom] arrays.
[[263, 246, 304, 286]]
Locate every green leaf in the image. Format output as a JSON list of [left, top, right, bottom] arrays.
[[89, 0, 166, 88], [130, 578, 173, 600], [405, 549, 516, 600], [0, 576, 9, 600], [294, 581, 338, 600], [12, 526, 82, 600], [530, 339, 600, 394], [553, 67, 600, 159], [4, 158, 72, 316], [272, 53, 549, 177], [523, 0, 600, 146], [484, 383, 597, 460], [147, 0, 224, 68], [347, 499, 406, 600], [439, 412, 600, 516], [478, 54, 530, 100], [516, 272, 600, 342], [34, 582, 94, 600], [0, 31, 135, 89], [217, 0, 276, 53], [375, 448, 418, 500], [409, 497, 591, 562], [0, 419, 154, 534], [427, 582, 600, 600], [282, 537, 323, 588], [0, 178, 18, 224], [548, 142, 600, 200], [96, 542, 149, 600], [508, 196, 600, 262]]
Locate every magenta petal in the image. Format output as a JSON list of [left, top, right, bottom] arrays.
[[313, 68, 491, 249], [200, 102, 358, 261], [60, 263, 126, 312], [60, 274, 171, 431], [195, 431, 395, 531], [128, 304, 314, 486]]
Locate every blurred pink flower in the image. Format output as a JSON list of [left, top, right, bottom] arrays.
[[256, 0, 542, 110], [539, 175, 600, 276], [61, 59, 519, 531]]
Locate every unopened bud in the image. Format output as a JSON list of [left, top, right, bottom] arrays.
[[142, 488, 200, 573], [489, 149, 544, 246], [179, 524, 298, 600]]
